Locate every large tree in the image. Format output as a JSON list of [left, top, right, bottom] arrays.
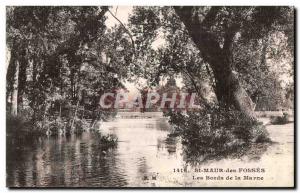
[[173, 6, 293, 120], [128, 6, 293, 120], [6, 6, 137, 133]]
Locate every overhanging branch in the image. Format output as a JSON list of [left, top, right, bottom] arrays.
[[108, 9, 136, 58]]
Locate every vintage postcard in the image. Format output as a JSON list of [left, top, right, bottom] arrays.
[[6, 6, 295, 188]]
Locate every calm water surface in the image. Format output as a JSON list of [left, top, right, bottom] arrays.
[[7, 116, 294, 187], [7, 117, 189, 187]]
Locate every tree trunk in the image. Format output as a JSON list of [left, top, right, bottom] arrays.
[[31, 57, 38, 122], [213, 65, 256, 120], [70, 99, 80, 132], [174, 7, 256, 120], [17, 55, 27, 112], [11, 60, 19, 116]]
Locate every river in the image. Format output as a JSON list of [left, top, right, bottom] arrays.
[[7, 116, 186, 187], [6, 115, 294, 187]]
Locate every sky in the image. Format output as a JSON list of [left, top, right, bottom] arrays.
[[105, 6, 133, 28]]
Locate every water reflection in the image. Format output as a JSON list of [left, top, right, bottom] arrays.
[[7, 117, 182, 187], [7, 117, 274, 187]]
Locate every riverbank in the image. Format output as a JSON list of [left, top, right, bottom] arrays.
[[145, 119, 294, 187]]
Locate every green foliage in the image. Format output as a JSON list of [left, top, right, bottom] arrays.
[[166, 106, 270, 160], [6, 6, 134, 136], [128, 6, 209, 87], [270, 113, 290, 125], [42, 118, 66, 135], [233, 31, 293, 111], [98, 134, 118, 148], [6, 115, 43, 138], [128, 6, 293, 103]]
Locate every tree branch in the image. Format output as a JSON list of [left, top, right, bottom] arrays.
[[108, 9, 136, 57], [223, 23, 240, 52], [173, 6, 223, 68], [201, 6, 222, 29]]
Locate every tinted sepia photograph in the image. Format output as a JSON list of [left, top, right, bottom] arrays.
[[6, 6, 294, 188]]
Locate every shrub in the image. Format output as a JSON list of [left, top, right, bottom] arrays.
[[42, 118, 66, 135], [6, 115, 44, 138], [249, 122, 271, 143], [96, 133, 118, 151], [7, 115, 28, 136], [166, 106, 270, 161], [270, 113, 290, 125], [71, 117, 91, 134]]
